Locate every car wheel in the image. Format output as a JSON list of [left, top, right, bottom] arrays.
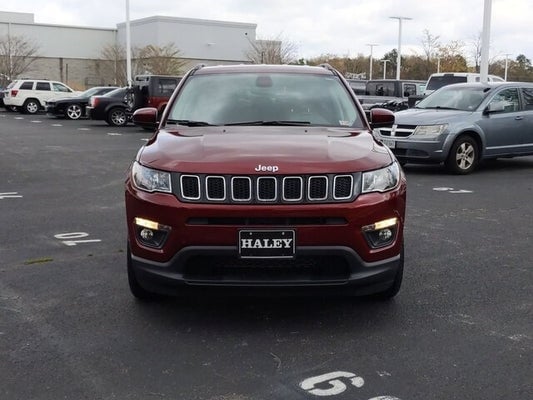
[[445, 135, 478, 174], [65, 104, 83, 120], [107, 107, 128, 127], [23, 99, 41, 114], [372, 244, 404, 300], [127, 244, 157, 301]]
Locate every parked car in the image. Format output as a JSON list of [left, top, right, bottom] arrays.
[[346, 79, 367, 96], [375, 82, 533, 174], [45, 86, 118, 119], [125, 63, 406, 301], [3, 79, 80, 114], [423, 72, 504, 96], [357, 79, 426, 111], [87, 75, 181, 126], [86, 87, 130, 126]]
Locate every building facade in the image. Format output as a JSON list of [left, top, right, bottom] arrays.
[[0, 11, 257, 89]]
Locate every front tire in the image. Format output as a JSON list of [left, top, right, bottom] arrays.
[[65, 104, 83, 120], [445, 135, 478, 174], [106, 107, 128, 127]]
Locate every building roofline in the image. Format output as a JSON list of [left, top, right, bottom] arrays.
[[117, 15, 257, 30]]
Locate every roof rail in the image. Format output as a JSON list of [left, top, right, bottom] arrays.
[[318, 63, 335, 72], [190, 64, 206, 75]]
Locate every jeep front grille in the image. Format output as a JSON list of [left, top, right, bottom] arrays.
[[173, 173, 361, 204]]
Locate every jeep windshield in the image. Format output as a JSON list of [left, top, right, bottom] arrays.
[[166, 72, 363, 128], [415, 85, 488, 111]]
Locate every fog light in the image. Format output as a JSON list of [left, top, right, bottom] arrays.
[[140, 228, 154, 241], [379, 228, 393, 241], [362, 218, 398, 249], [134, 217, 170, 248]]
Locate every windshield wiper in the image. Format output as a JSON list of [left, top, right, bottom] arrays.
[[166, 119, 215, 127], [224, 120, 311, 126], [422, 106, 459, 110]]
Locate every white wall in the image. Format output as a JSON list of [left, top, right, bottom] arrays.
[[117, 16, 257, 63]]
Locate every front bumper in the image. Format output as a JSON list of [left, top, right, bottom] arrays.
[[130, 245, 403, 296]]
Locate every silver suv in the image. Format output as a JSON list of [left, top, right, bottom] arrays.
[[376, 82, 533, 174], [3, 79, 79, 114]]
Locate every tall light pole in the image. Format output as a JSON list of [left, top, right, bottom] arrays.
[[504, 53, 511, 81], [366, 43, 379, 80], [381, 59, 389, 79], [125, 0, 132, 87], [480, 0, 492, 82], [390, 16, 412, 80]]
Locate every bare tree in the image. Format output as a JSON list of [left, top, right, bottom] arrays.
[[246, 34, 298, 64], [97, 42, 186, 86], [0, 34, 40, 83], [136, 43, 187, 75], [420, 29, 440, 75], [96, 43, 129, 86]]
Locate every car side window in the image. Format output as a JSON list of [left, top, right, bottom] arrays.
[[52, 83, 72, 92], [521, 88, 533, 110], [489, 88, 520, 113], [36, 82, 51, 91], [403, 84, 416, 97], [20, 81, 34, 90]]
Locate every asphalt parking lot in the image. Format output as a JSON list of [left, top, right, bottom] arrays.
[[1, 109, 532, 400]]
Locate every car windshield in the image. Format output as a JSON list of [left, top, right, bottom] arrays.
[[81, 87, 108, 97], [415, 85, 489, 111], [104, 87, 127, 97], [426, 76, 467, 91], [167, 72, 362, 128]]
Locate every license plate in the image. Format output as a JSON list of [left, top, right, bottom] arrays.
[[381, 138, 396, 149], [239, 230, 295, 259]]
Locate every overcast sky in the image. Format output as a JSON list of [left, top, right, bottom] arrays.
[[2, 0, 532, 64]]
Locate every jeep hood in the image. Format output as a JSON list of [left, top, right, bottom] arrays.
[[139, 126, 393, 174]]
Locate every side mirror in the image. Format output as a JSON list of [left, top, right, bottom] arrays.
[[132, 107, 158, 130], [368, 108, 395, 129], [484, 101, 505, 114]]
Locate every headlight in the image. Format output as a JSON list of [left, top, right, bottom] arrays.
[[362, 162, 400, 194], [131, 161, 172, 193], [412, 124, 447, 137]]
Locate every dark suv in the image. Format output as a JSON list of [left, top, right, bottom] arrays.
[[87, 75, 181, 126], [125, 64, 406, 300]]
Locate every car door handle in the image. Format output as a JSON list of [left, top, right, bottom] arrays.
[[515, 116, 523, 120]]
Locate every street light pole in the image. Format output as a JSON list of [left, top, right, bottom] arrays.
[[390, 16, 412, 80], [366, 43, 379, 80], [381, 59, 389, 79], [480, 0, 492, 82], [504, 53, 511, 81], [125, 0, 132, 87]]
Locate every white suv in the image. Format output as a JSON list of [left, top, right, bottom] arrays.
[[3, 79, 80, 114]]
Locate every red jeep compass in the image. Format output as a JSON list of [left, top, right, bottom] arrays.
[[125, 64, 406, 300]]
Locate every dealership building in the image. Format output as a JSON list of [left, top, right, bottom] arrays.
[[0, 11, 257, 89]]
